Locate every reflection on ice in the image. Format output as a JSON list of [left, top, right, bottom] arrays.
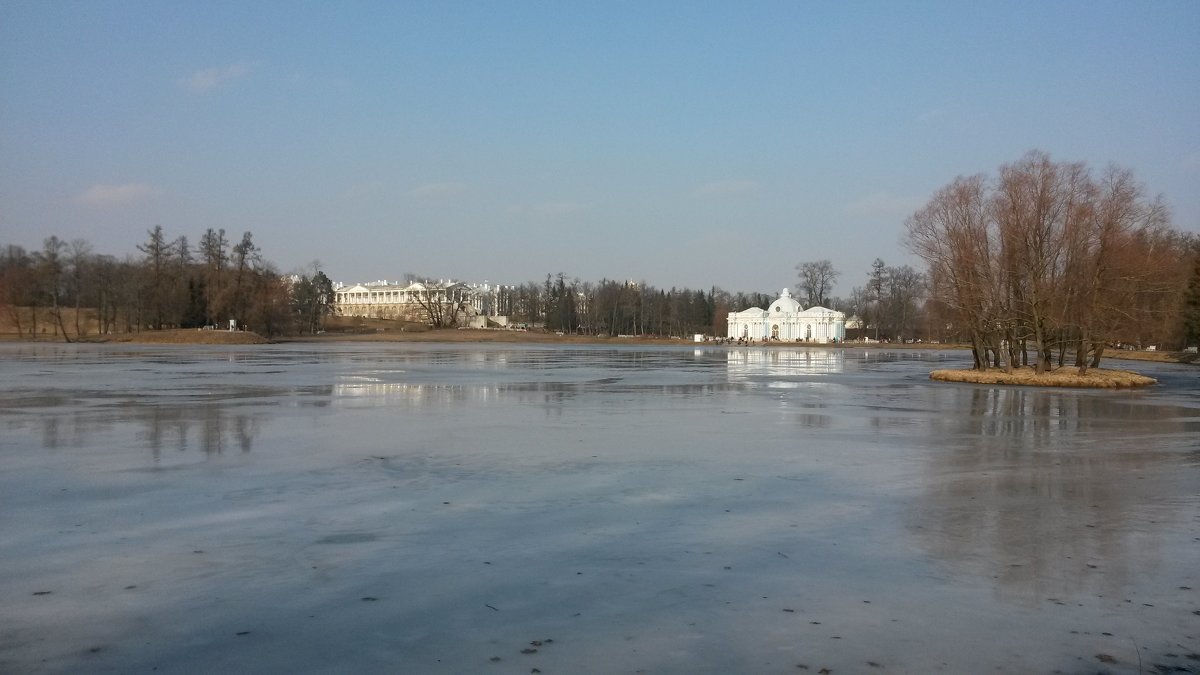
[[912, 382, 1200, 606], [4, 397, 270, 456], [333, 380, 493, 408], [0, 343, 1197, 674], [725, 348, 845, 379], [941, 385, 1200, 444]]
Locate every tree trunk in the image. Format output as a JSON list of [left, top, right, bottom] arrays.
[[1076, 335, 1090, 375], [970, 332, 985, 370]]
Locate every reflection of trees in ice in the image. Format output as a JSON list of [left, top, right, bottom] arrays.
[[136, 404, 263, 456], [910, 386, 1196, 605], [12, 393, 302, 456]]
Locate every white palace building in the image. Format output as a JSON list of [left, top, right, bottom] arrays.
[[334, 280, 510, 327], [727, 288, 847, 343]]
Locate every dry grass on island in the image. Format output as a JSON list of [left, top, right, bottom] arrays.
[[930, 366, 1157, 388]]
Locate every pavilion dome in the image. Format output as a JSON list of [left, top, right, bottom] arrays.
[[767, 288, 802, 314]]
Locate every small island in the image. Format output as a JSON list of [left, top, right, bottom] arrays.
[[929, 366, 1157, 388]]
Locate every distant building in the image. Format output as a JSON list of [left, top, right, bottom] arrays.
[[727, 288, 846, 343], [334, 279, 510, 326]]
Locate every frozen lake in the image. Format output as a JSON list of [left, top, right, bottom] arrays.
[[1, 343, 1197, 673]]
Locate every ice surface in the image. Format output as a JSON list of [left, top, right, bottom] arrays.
[[1, 343, 1197, 673]]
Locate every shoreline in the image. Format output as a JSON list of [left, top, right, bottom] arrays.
[[1, 328, 1195, 367]]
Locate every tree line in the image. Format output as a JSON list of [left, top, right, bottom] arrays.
[[491, 273, 776, 338], [5, 152, 1196, 350], [0, 227, 334, 340]]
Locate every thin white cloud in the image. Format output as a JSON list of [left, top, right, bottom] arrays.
[[76, 183, 155, 208], [179, 64, 251, 92], [412, 182, 468, 199], [844, 191, 924, 219], [695, 179, 760, 198], [916, 107, 947, 123], [504, 201, 590, 219], [341, 180, 386, 200]]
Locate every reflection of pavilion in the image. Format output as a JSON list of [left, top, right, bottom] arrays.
[[332, 380, 492, 407], [725, 348, 845, 378]]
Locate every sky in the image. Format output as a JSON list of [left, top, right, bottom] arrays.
[[2, 1, 1198, 296]]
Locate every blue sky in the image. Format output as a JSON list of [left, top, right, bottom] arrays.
[[2, 1, 1197, 295]]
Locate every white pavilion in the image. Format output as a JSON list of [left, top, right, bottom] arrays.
[[727, 288, 847, 343]]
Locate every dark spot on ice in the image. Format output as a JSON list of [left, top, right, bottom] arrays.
[[125, 585, 137, 590], [236, 631, 250, 636], [88, 646, 103, 653], [316, 532, 377, 544], [33, 591, 51, 596], [530, 640, 542, 646], [489, 656, 501, 662], [520, 648, 537, 654], [783, 608, 795, 613], [1096, 654, 1117, 664], [361, 597, 378, 602]]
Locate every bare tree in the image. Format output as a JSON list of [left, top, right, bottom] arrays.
[[795, 259, 839, 307], [0, 245, 34, 337], [227, 231, 261, 326], [38, 236, 71, 340], [198, 228, 228, 324], [906, 174, 1002, 370], [908, 151, 1184, 373], [410, 280, 469, 328], [885, 265, 925, 342], [138, 226, 173, 329], [68, 239, 93, 338]]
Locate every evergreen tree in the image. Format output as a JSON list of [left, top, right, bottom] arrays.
[[1183, 243, 1200, 348]]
